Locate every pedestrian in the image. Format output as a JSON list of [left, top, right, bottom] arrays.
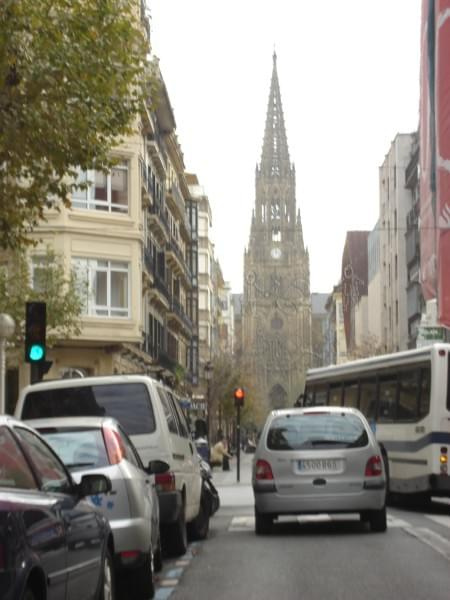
[[210, 437, 232, 471]]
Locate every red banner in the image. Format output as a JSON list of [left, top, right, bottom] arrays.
[[435, 0, 450, 327], [419, 0, 437, 301]]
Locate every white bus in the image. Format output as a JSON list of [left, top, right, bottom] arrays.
[[304, 343, 450, 501]]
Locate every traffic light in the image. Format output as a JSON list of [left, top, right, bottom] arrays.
[[234, 387, 245, 407], [25, 302, 46, 363]]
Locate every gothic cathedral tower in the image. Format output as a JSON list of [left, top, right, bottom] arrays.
[[243, 53, 312, 410]]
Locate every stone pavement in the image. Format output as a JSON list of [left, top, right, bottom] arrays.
[[211, 451, 254, 508]]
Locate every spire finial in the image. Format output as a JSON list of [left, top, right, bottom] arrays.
[[273, 48, 277, 64]]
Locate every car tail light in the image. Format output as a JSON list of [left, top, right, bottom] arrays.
[[120, 550, 141, 566], [103, 427, 125, 465], [440, 447, 448, 475], [155, 471, 176, 493], [255, 459, 274, 480], [365, 455, 383, 477]]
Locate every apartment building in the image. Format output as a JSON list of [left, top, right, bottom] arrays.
[[9, 52, 198, 397], [379, 133, 416, 352]]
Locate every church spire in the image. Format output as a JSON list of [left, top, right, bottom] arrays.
[[260, 51, 291, 176]]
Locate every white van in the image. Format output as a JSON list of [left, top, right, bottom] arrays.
[[16, 375, 207, 556]]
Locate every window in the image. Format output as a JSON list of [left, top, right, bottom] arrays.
[[40, 427, 109, 470], [168, 393, 189, 438], [343, 382, 359, 408], [267, 413, 368, 451], [272, 226, 281, 242], [32, 256, 52, 292], [398, 370, 419, 421], [72, 162, 129, 213], [329, 383, 342, 406], [14, 427, 70, 494], [0, 426, 37, 489], [378, 374, 397, 421], [73, 258, 130, 317], [22, 383, 156, 436], [157, 388, 178, 434], [359, 377, 377, 421], [419, 366, 431, 418]]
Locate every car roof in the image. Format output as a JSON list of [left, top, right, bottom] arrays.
[[0, 414, 33, 428], [24, 416, 118, 430], [21, 374, 161, 392], [270, 406, 363, 418]]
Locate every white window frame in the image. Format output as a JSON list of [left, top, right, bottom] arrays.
[[72, 162, 129, 213], [72, 258, 130, 318]]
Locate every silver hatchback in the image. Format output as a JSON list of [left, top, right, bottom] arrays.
[[27, 416, 168, 599], [252, 406, 387, 534]]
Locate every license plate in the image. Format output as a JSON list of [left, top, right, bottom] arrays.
[[298, 459, 340, 472]]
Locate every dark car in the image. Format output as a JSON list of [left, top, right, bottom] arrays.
[[0, 415, 114, 600]]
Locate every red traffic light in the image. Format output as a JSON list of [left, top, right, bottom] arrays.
[[234, 387, 245, 406]]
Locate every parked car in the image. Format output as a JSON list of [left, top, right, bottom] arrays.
[[0, 415, 114, 600], [26, 416, 168, 599], [16, 375, 209, 557], [252, 406, 387, 534]]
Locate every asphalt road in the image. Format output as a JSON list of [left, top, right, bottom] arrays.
[[154, 453, 450, 600]]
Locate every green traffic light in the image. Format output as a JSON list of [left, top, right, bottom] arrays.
[[29, 344, 45, 362]]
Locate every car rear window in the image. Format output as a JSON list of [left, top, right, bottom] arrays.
[[267, 412, 369, 451], [22, 383, 156, 435], [38, 427, 110, 471]]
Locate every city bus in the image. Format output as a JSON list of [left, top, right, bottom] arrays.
[[303, 343, 450, 502]]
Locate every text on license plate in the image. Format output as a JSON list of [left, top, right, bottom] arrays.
[[298, 459, 340, 472]]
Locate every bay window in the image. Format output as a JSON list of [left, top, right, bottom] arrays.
[[72, 162, 129, 213]]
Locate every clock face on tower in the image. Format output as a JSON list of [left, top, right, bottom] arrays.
[[271, 247, 282, 260]]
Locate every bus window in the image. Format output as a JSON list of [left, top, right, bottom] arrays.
[[329, 383, 343, 406], [359, 377, 377, 420], [398, 370, 420, 421], [419, 367, 431, 418], [342, 382, 359, 409], [378, 374, 397, 422], [314, 384, 328, 406], [303, 388, 314, 407]]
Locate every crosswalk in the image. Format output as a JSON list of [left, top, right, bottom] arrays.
[[227, 512, 450, 560]]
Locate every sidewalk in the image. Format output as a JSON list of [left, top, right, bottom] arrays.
[[211, 452, 254, 508]]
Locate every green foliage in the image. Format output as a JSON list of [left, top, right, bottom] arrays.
[[0, 247, 84, 348], [0, 0, 149, 249]]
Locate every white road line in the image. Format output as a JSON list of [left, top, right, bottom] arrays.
[[403, 527, 450, 561], [424, 514, 450, 529]]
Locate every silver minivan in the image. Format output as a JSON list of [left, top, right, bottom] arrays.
[[16, 375, 207, 557], [252, 406, 387, 534]]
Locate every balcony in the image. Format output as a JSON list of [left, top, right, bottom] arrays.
[[143, 246, 155, 281], [148, 202, 170, 242], [147, 272, 170, 310], [167, 296, 193, 337], [147, 133, 167, 177], [166, 238, 192, 286], [166, 184, 190, 235]]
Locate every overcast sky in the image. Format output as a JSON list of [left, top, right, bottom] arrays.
[[149, 0, 421, 294]]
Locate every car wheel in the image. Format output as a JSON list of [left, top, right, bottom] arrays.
[[368, 505, 387, 532], [22, 587, 38, 600], [187, 492, 210, 541], [162, 504, 188, 557], [129, 550, 155, 600], [153, 535, 163, 573], [99, 548, 115, 600], [254, 507, 273, 535]]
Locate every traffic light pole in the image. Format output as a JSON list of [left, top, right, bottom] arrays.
[[236, 403, 241, 483]]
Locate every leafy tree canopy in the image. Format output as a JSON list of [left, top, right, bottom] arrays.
[[0, 247, 84, 350], [0, 0, 149, 249]]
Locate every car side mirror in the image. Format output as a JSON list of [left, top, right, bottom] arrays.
[[78, 474, 112, 497], [146, 460, 170, 475]]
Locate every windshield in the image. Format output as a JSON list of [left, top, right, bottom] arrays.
[[267, 413, 369, 451]]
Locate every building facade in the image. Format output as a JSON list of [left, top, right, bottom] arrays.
[[7, 52, 199, 401], [379, 133, 416, 352], [242, 54, 312, 409]]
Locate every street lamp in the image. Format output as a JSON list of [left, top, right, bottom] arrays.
[[204, 360, 213, 441], [0, 314, 15, 414]]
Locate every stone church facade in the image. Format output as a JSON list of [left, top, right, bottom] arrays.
[[243, 53, 312, 410]]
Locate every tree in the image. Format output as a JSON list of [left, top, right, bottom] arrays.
[[0, 247, 84, 352], [0, 0, 149, 249]]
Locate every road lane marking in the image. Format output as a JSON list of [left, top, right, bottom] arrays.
[[403, 527, 450, 561], [424, 514, 450, 529]]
